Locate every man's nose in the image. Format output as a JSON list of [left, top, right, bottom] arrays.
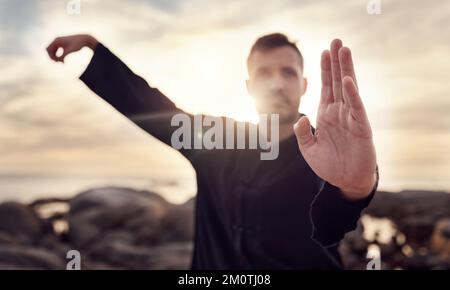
[[269, 74, 285, 92], [268, 73, 285, 91]]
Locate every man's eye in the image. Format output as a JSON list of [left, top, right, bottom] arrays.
[[257, 70, 270, 78], [283, 69, 297, 78]]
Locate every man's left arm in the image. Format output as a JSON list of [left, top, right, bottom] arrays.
[[293, 39, 379, 246], [310, 166, 379, 247]]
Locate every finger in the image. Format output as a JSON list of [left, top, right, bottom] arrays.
[[59, 46, 72, 63], [320, 50, 333, 105], [330, 39, 343, 102], [293, 116, 316, 149], [343, 76, 367, 121], [338, 47, 358, 90], [46, 40, 61, 62]]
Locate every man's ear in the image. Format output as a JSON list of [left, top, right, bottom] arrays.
[[300, 77, 308, 96]]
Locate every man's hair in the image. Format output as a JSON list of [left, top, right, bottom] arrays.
[[247, 33, 304, 71]]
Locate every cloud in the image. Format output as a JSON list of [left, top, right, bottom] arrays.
[[0, 0, 41, 55], [0, 0, 449, 191]]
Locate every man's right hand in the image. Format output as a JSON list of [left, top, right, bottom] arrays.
[[46, 34, 98, 63]]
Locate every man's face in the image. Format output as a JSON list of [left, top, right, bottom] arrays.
[[246, 46, 307, 124]]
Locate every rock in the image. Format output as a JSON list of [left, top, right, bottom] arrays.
[[85, 238, 192, 269], [0, 187, 194, 270], [68, 187, 170, 248], [398, 216, 436, 247], [338, 241, 362, 269], [87, 239, 156, 269], [38, 234, 71, 257], [0, 232, 18, 245], [62, 187, 196, 269], [431, 218, 450, 258], [79, 257, 124, 270], [390, 252, 409, 268], [0, 187, 447, 270], [159, 198, 195, 243], [0, 245, 66, 269], [0, 202, 49, 244], [122, 205, 165, 246], [69, 187, 170, 215], [378, 239, 400, 259], [360, 190, 450, 269], [145, 242, 193, 270], [365, 190, 450, 224]]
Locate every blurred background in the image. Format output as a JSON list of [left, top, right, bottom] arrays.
[[0, 0, 449, 270]]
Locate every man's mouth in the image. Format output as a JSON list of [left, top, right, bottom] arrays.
[[269, 93, 289, 105], [270, 98, 289, 107]]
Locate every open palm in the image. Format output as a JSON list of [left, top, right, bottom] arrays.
[[294, 39, 377, 199]]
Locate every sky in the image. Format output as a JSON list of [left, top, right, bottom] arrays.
[[0, 0, 449, 200]]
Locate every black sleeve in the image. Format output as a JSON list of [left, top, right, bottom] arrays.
[[309, 166, 379, 248], [79, 43, 204, 164]]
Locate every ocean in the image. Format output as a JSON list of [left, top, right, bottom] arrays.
[[0, 175, 196, 204]]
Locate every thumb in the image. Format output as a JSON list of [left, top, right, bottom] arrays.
[[58, 49, 69, 63], [293, 116, 315, 149], [58, 44, 75, 63]]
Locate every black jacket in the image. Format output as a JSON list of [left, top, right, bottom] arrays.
[[79, 43, 377, 269]]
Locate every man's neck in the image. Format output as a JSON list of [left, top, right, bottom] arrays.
[[258, 113, 301, 143], [279, 112, 303, 141], [279, 121, 296, 142]]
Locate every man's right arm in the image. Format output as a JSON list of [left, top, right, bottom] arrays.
[[47, 34, 203, 163]]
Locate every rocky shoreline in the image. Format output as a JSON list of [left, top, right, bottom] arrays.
[[0, 187, 448, 270]]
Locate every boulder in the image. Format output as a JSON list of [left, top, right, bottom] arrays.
[[0, 202, 49, 244], [158, 198, 195, 243], [68, 187, 170, 248], [431, 218, 450, 258], [0, 245, 66, 270]]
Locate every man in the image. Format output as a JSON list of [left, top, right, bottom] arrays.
[[47, 33, 378, 269]]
